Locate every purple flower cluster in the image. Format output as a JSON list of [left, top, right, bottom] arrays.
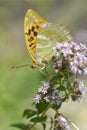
[[71, 79, 87, 101], [53, 42, 87, 75], [34, 42, 87, 104], [34, 81, 61, 104], [34, 80, 87, 104], [54, 115, 70, 130], [34, 81, 49, 104]]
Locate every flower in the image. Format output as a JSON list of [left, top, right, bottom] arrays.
[[50, 91, 61, 105], [38, 81, 49, 94], [34, 81, 50, 104], [52, 42, 87, 75], [54, 116, 70, 130], [71, 79, 87, 101], [83, 67, 87, 75], [34, 94, 41, 104], [34, 42, 87, 104], [34, 81, 62, 105]]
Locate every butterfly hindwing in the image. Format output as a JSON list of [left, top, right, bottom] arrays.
[[35, 23, 73, 64]]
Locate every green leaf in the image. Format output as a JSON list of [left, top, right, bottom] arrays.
[[30, 116, 47, 123], [67, 81, 72, 88], [62, 96, 67, 102], [41, 123, 46, 130], [52, 102, 61, 110], [36, 101, 49, 114], [57, 85, 66, 91], [50, 74, 63, 84], [11, 123, 26, 130], [23, 109, 37, 119]]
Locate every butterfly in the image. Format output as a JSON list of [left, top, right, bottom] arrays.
[[24, 9, 73, 69]]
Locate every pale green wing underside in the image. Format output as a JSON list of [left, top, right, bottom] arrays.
[[24, 9, 73, 68], [35, 23, 73, 65]]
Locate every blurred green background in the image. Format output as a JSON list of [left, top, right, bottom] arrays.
[[0, 0, 87, 130]]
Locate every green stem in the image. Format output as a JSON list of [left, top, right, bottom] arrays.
[[51, 107, 80, 130], [61, 113, 80, 130], [25, 123, 37, 130]]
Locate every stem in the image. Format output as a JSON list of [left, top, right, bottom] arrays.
[[26, 123, 37, 130], [61, 113, 80, 130], [51, 107, 80, 130]]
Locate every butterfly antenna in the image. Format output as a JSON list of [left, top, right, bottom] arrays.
[[11, 64, 30, 69]]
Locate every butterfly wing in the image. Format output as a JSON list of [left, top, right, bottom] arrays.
[[24, 9, 73, 68], [24, 9, 48, 65], [35, 23, 73, 65]]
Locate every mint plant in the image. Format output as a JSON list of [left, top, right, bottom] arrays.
[[12, 42, 87, 130]]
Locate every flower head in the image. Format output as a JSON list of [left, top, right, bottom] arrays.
[[53, 42, 87, 75], [34, 94, 41, 104], [71, 79, 87, 101], [38, 81, 49, 94], [54, 116, 70, 130], [50, 91, 61, 105]]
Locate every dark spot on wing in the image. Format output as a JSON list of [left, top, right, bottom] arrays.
[[25, 29, 31, 35], [29, 43, 34, 47], [36, 25, 39, 29], [28, 29, 31, 35], [31, 26, 35, 31], [25, 32, 28, 35], [29, 43, 35, 50], [28, 36, 34, 42], [34, 31, 38, 36]]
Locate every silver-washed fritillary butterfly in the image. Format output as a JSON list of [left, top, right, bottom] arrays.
[[24, 9, 73, 69]]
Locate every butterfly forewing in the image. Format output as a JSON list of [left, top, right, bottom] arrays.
[[24, 9, 48, 65]]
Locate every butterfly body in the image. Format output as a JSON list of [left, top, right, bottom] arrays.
[[24, 9, 73, 68]]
